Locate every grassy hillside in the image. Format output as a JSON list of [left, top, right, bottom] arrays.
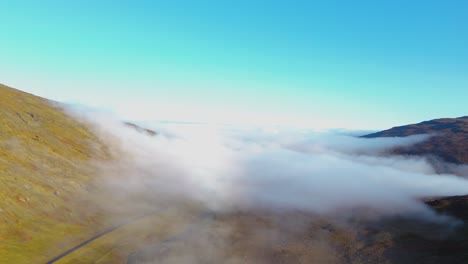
[[0, 84, 109, 263], [0, 84, 200, 264]]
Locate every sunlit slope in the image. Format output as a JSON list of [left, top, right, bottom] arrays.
[[0, 84, 108, 263]]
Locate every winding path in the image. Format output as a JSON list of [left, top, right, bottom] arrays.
[[45, 212, 159, 264]]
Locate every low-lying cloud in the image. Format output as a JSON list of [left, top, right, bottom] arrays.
[[69, 109, 468, 219], [65, 108, 468, 263]]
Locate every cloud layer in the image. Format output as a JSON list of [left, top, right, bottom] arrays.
[[70, 110, 468, 221]]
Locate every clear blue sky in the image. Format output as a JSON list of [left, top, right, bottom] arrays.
[[0, 0, 467, 129]]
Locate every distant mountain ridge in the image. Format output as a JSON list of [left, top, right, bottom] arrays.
[[363, 116, 468, 164], [124, 122, 157, 136]]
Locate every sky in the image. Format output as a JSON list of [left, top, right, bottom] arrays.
[[0, 0, 467, 129]]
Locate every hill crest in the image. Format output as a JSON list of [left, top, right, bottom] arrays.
[[363, 116, 468, 164]]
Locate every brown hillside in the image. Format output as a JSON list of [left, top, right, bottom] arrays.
[[363, 116, 468, 164]]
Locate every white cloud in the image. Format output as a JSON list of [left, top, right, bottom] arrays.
[[68, 109, 468, 221]]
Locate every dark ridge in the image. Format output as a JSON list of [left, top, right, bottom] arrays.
[[124, 122, 157, 136], [362, 116, 468, 164]]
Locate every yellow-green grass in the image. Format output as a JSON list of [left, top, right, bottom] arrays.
[[0, 84, 208, 263], [0, 84, 109, 263], [54, 207, 203, 264]]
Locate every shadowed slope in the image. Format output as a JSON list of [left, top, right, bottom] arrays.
[[361, 116, 468, 263], [363, 116, 468, 164]]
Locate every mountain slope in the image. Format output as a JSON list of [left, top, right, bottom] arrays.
[[363, 116, 468, 164], [0, 84, 109, 263], [0, 84, 195, 264], [360, 117, 468, 263]]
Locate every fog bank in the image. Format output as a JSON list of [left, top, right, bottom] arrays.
[[69, 110, 468, 219]]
